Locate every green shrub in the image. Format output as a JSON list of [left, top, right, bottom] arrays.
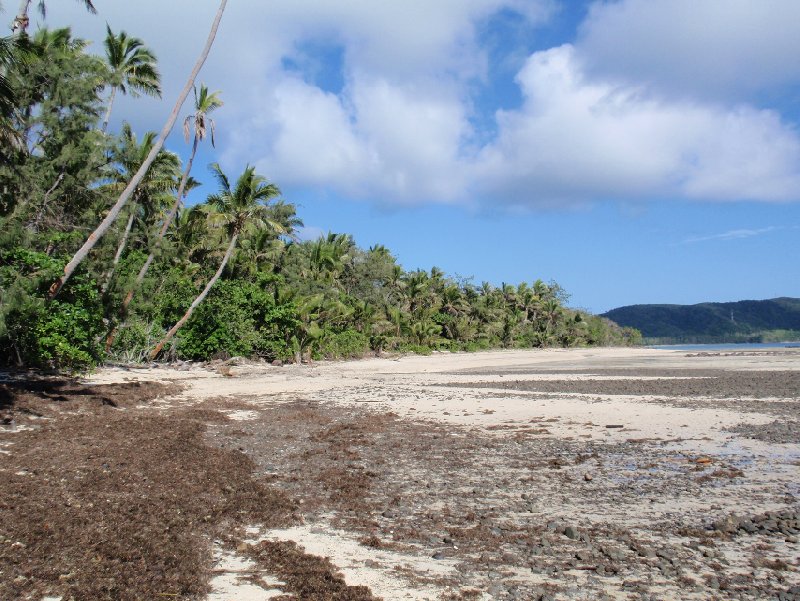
[[318, 329, 369, 359], [463, 340, 491, 352], [253, 302, 299, 362], [110, 318, 165, 363], [132, 268, 199, 330], [176, 280, 262, 360], [0, 249, 104, 372], [5, 284, 104, 372]]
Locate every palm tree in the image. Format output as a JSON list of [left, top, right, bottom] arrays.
[[542, 298, 563, 337], [149, 162, 282, 359], [405, 270, 437, 316], [309, 232, 353, 284], [101, 25, 161, 133], [182, 84, 222, 150], [47, 0, 228, 300], [11, 0, 96, 37], [120, 84, 222, 312], [100, 123, 180, 293], [230, 202, 300, 278]]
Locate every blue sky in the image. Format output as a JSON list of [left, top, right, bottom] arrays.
[[40, 0, 800, 313]]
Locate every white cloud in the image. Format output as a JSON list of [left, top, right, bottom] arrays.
[[223, 74, 472, 203], [681, 226, 780, 244], [475, 45, 800, 207], [577, 0, 800, 100], [43, 0, 549, 203], [39, 1, 800, 210], [251, 76, 370, 189]]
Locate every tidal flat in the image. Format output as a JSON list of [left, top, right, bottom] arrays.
[[2, 347, 799, 600]]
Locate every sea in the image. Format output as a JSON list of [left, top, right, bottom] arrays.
[[648, 342, 800, 351]]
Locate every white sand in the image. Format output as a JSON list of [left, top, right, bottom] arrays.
[[92, 347, 797, 448], [85, 347, 800, 599]]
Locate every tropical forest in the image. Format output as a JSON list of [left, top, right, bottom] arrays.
[[0, 3, 639, 372]]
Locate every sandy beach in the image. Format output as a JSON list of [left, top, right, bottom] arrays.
[[2, 347, 799, 600]]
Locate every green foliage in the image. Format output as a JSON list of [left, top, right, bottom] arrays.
[[109, 318, 163, 363], [2, 28, 109, 225], [318, 329, 369, 360], [620, 327, 643, 346], [1, 249, 104, 371], [253, 302, 299, 362], [6, 294, 103, 371], [175, 280, 265, 360], [758, 329, 800, 343], [463, 340, 492, 352]]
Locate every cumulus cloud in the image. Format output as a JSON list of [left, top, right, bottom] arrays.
[[476, 45, 800, 207], [577, 0, 800, 100], [222, 73, 473, 203], [41, 0, 800, 210]]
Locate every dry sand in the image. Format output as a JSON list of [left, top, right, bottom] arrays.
[[3, 346, 799, 600]]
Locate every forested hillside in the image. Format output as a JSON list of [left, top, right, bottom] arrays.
[[602, 298, 800, 343], [0, 9, 638, 371]]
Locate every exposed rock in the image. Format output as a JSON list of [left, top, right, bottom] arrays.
[[564, 526, 580, 540]]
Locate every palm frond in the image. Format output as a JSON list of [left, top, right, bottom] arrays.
[[208, 162, 230, 194]]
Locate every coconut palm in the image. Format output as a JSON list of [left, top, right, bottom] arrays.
[[230, 202, 301, 278], [11, 0, 96, 37], [100, 123, 180, 292], [149, 162, 282, 359], [101, 25, 161, 133], [120, 85, 222, 312], [309, 232, 353, 284], [48, 0, 228, 300], [405, 269, 438, 316], [182, 84, 222, 150]]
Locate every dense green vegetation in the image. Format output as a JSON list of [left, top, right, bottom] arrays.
[[602, 297, 800, 344], [0, 11, 638, 371]]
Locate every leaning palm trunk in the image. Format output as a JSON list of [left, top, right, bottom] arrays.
[[105, 146, 197, 352], [101, 85, 117, 133], [101, 209, 135, 294], [122, 134, 199, 312], [149, 232, 238, 360], [47, 0, 228, 300]]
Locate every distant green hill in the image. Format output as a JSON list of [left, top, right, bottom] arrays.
[[601, 297, 800, 343]]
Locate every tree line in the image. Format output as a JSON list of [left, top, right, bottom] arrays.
[[0, 4, 640, 371]]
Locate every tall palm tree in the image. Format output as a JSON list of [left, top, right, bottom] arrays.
[[11, 0, 96, 37], [47, 0, 228, 300], [101, 25, 161, 133], [149, 162, 282, 359], [100, 123, 180, 292], [120, 84, 222, 312]]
